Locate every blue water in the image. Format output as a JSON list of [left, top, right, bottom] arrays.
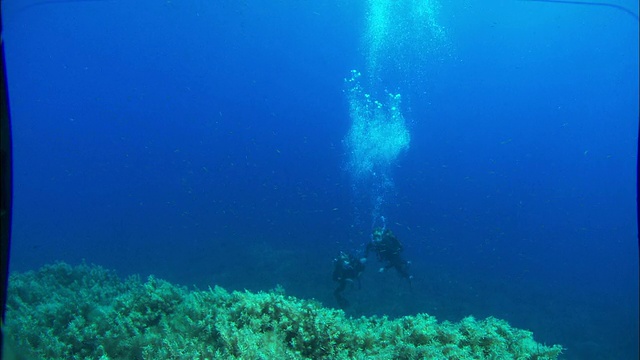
[[2, 0, 638, 358]]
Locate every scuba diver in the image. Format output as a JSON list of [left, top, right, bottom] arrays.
[[332, 251, 366, 308], [364, 227, 412, 284]]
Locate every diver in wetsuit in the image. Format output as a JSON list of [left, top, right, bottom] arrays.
[[332, 251, 366, 308], [364, 227, 412, 283]]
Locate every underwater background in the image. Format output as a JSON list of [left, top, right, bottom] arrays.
[[2, 0, 638, 359]]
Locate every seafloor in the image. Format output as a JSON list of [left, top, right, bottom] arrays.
[[4, 262, 562, 359]]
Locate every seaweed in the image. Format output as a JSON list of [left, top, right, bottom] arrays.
[[5, 262, 563, 359]]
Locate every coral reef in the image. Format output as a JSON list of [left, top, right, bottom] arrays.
[[4, 262, 563, 359]]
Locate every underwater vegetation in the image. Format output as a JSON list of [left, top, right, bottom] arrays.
[[4, 262, 563, 359]]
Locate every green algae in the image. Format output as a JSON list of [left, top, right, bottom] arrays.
[[4, 262, 563, 359]]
